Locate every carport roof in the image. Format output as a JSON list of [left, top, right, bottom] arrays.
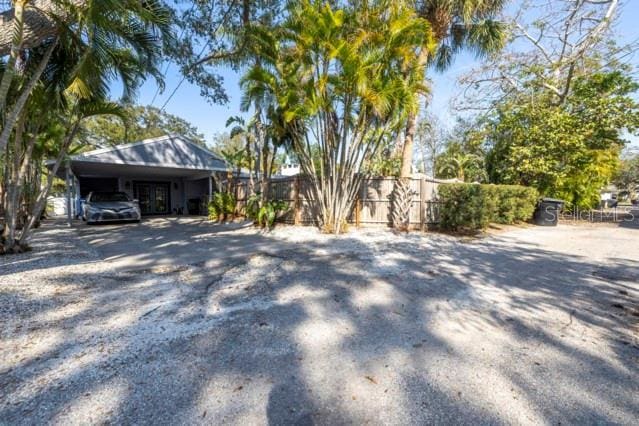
[[57, 134, 229, 176]]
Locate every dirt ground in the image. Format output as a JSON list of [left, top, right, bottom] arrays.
[[1, 218, 638, 425]]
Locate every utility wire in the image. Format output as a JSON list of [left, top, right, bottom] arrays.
[[159, 40, 210, 112], [158, 0, 239, 112], [150, 2, 197, 106]]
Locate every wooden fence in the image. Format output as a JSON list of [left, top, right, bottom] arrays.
[[234, 176, 444, 229]]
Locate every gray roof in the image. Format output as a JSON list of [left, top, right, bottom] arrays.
[[70, 134, 228, 171]]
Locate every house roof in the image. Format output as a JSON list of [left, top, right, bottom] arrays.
[[69, 134, 228, 172]]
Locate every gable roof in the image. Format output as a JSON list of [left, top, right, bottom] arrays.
[[71, 134, 228, 171]]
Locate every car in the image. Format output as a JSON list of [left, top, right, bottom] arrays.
[[82, 191, 141, 225]]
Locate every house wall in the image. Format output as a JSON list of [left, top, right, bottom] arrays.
[[185, 179, 208, 201]]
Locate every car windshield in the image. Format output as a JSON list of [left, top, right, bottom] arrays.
[[90, 192, 130, 202]]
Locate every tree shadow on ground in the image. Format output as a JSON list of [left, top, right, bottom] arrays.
[[1, 223, 638, 424]]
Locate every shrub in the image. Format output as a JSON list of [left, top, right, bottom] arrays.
[[245, 194, 289, 229], [246, 193, 261, 221], [438, 184, 538, 232], [256, 200, 289, 229], [208, 193, 236, 222], [491, 185, 539, 224]]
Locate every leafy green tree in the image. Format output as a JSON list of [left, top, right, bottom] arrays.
[[435, 118, 487, 181], [486, 70, 639, 209], [167, 0, 285, 105], [81, 105, 206, 147], [211, 131, 246, 159], [613, 154, 639, 190]]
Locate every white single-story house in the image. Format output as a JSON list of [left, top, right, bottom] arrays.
[[50, 134, 229, 221]]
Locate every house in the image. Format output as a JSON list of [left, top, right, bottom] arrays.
[[51, 134, 229, 221], [279, 156, 301, 177]]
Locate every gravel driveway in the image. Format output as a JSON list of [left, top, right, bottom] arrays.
[[1, 219, 638, 424]]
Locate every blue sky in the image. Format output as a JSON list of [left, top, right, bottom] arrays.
[[125, 1, 639, 146]]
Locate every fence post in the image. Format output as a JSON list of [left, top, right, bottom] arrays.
[[355, 183, 362, 228], [419, 178, 426, 232], [293, 176, 301, 225]]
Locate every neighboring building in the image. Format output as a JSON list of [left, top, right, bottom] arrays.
[[279, 157, 301, 177], [600, 184, 619, 208], [50, 134, 229, 219]]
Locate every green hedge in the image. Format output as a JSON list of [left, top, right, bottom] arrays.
[[438, 184, 539, 232]]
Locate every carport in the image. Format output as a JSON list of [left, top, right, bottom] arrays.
[[51, 134, 229, 224]]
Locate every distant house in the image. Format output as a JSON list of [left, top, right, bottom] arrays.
[[279, 156, 301, 177], [50, 134, 229, 219]]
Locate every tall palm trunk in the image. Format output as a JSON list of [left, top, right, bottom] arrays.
[[260, 142, 270, 203], [393, 47, 429, 231], [245, 135, 254, 195], [2, 111, 26, 252]]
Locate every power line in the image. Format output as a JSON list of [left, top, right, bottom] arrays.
[[158, 0, 238, 112], [150, 2, 197, 106], [159, 40, 211, 112]]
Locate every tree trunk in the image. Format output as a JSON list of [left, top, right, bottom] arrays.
[[260, 143, 270, 204], [0, 38, 56, 154], [400, 112, 418, 178], [398, 46, 429, 178], [2, 112, 24, 252], [393, 47, 429, 232], [18, 120, 79, 249], [245, 136, 254, 195]]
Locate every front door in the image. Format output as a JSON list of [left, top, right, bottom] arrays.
[[134, 182, 171, 215]]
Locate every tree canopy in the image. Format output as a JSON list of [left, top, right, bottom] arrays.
[[486, 69, 639, 208], [81, 105, 206, 147]]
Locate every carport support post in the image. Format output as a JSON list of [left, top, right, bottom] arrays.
[[208, 175, 213, 203], [65, 163, 72, 227]]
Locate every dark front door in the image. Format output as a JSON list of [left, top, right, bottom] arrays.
[[134, 182, 171, 215]]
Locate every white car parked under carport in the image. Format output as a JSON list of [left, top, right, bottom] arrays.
[[82, 191, 141, 224]]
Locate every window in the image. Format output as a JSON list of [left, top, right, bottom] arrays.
[[89, 192, 131, 202]]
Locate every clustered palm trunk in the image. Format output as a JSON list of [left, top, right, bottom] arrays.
[[242, 0, 433, 233]]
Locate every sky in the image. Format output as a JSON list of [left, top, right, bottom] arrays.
[[123, 0, 639, 147]]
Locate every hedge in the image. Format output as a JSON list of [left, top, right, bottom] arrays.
[[438, 184, 539, 232]]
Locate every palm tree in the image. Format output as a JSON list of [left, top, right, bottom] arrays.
[[15, 99, 126, 251], [437, 151, 484, 182], [1, 0, 170, 253], [404, 0, 506, 173], [242, 0, 433, 234], [240, 68, 296, 204], [0, 1, 88, 56], [0, 0, 170, 153], [226, 115, 256, 195], [392, 0, 506, 229]]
